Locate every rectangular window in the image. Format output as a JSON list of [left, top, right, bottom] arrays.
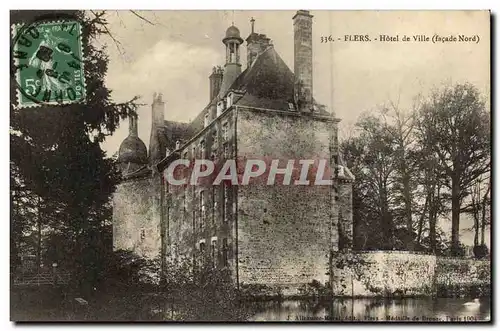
[[183, 190, 187, 215], [200, 140, 205, 158], [199, 241, 206, 265], [200, 190, 206, 230], [222, 238, 228, 267], [212, 129, 218, 148], [221, 185, 225, 222], [192, 209, 196, 232], [222, 122, 229, 141], [211, 239, 217, 268], [223, 185, 230, 223], [164, 176, 169, 196], [212, 187, 217, 225], [181, 152, 189, 179]]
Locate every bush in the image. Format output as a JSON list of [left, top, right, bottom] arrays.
[[96, 249, 160, 293], [77, 252, 255, 321], [297, 279, 332, 298], [473, 244, 489, 259], [159, 257, 251, 321]]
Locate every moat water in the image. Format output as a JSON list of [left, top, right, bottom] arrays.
[[247, 297, 491, 322]]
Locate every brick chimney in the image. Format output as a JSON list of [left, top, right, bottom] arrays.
[[293, 10, 314, 112], [129, 113, 138, 137], [149, 92, 165, 164], [209, 66, 223, 102], [246, 18, 271, 68]]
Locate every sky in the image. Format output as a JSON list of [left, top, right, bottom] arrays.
[[95, 10, 490, 247]]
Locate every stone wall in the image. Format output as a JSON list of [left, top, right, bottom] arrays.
[[436, 257, 491, 286], [165, 108, 238, 276], [331, 251, 436, 297], [331, 251, 491, 297], [112, 176, 161, 259], [236, 107, 337, 294]]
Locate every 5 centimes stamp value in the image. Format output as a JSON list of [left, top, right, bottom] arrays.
[[12, 19, 86, 108]]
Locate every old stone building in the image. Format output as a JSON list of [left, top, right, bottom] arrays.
[[113, 10, 354, 294]]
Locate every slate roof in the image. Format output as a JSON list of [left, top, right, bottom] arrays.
[[157, 45, 331, 150], [163, 120, 195, 144], [117, 135, 148, 164], [231, 47, 330, 114], [154, 120, 196, 153], [229, 47, 295, 110]]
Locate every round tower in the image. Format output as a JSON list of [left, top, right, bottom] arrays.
[[117, 114, 148, 175]]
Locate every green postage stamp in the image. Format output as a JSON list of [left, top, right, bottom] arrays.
[[12, 20, 86, 107]]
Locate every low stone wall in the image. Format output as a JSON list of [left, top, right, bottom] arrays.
[[435, 257, 490, 297], [331, 251, 490, 297], [435, 257, 490, 286]]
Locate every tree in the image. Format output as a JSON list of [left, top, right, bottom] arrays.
[[341, 135, 384, 250], [461, 174, 490, 257], [381, 100, 420, 250], [417, 83, 490, 255], [341, 113, 398, 250], [10, 10, 138, 291]]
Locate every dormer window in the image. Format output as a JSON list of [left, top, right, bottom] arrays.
[[227, 92, 233, 108], [288, 102, 295, 111], [217, 101, 224, 117], [338, 165, 345, 177], [204, 113, 210, 127]]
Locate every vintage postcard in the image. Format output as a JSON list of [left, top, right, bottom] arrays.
[[10, 10, 491, 322]]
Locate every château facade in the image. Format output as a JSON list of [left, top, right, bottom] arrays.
[[113, 10, 354, 294]]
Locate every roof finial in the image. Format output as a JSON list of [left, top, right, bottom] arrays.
[[250, 17, 255, 33], [232, 10, 235, 26]]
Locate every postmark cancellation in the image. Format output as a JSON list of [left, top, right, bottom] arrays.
[[12, 19, 86, 108]]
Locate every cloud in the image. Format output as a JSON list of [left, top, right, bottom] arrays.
[[101, 10, 489, 162], [102, 39, 221, 155]]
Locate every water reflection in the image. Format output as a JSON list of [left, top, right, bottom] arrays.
[[248, 298, 491, 322]]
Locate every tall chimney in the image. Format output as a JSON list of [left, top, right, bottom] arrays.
[[209, 66, 223, 102], [149, 92, 165, 164], [129, 114, 138, 137], [245, 18, 271, 68], [293, 10, 314, 112]]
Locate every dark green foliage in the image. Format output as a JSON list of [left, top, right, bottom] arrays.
[[297, 279, 332, 298], [10, 11, 139, 290], [89, 251, 252, 321], [342, 83, 490, 254], [473, 244, 489, 259], [239, 283, 274, 298]]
